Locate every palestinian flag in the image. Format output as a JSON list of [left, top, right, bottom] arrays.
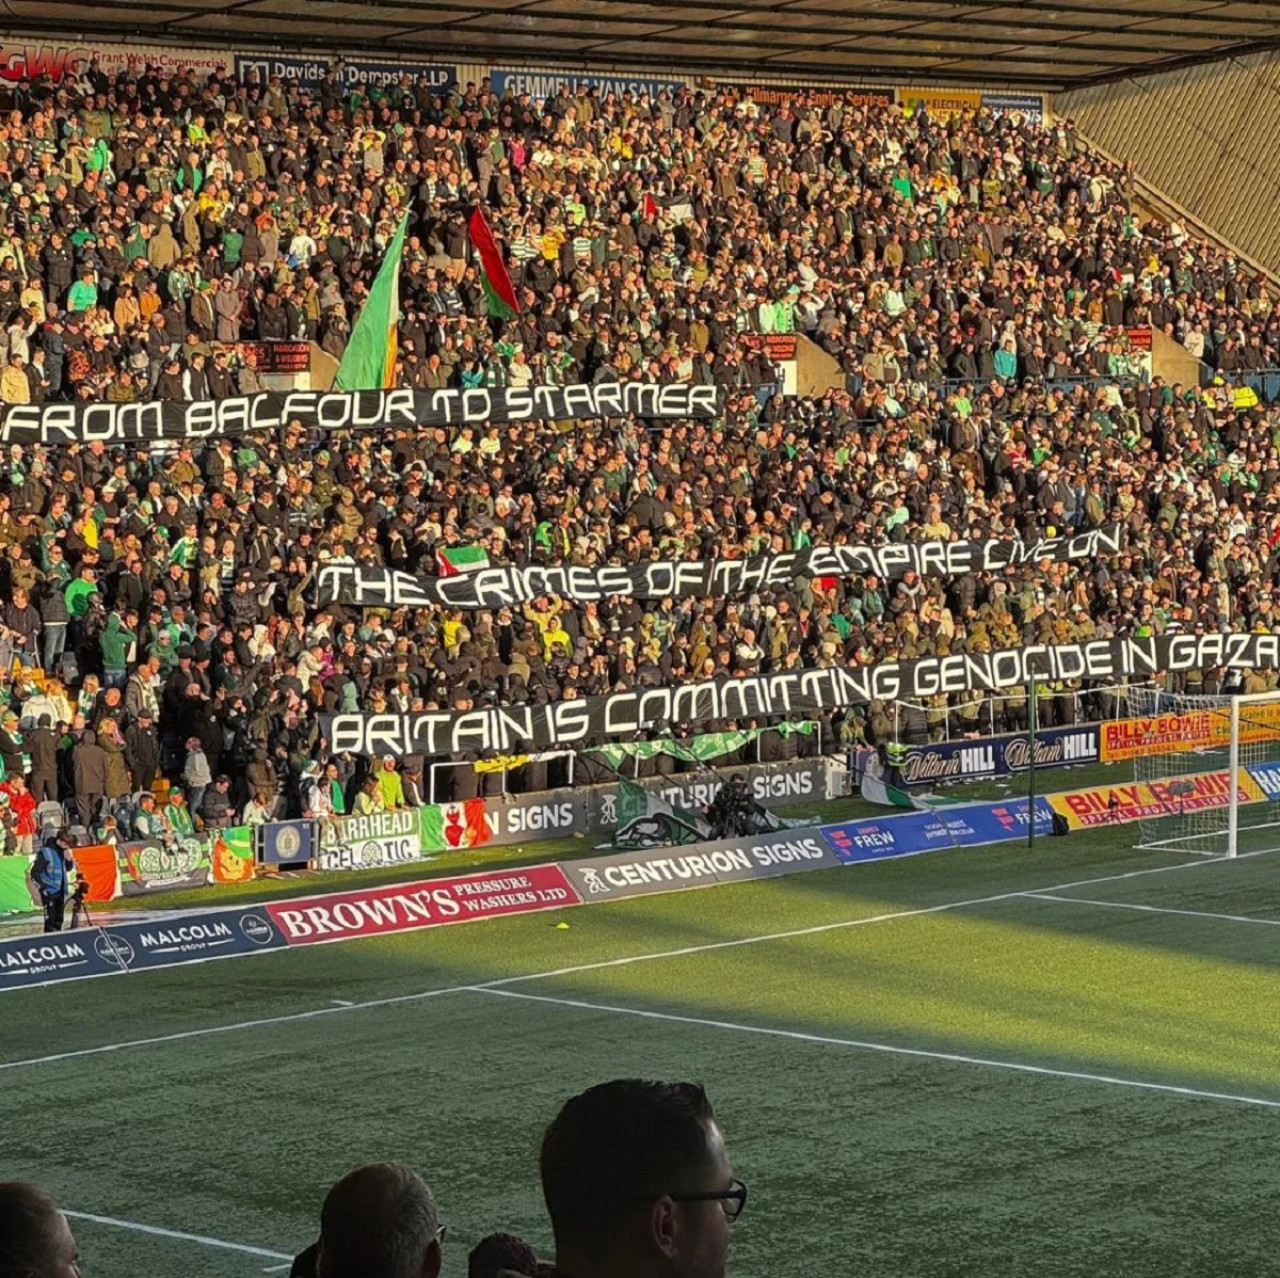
[[436, 545, 490, 576], [335, 210, 410, 390], [468, 206, 519, 319]]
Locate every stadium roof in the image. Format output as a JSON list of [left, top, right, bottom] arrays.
[[10, 0, 1280, 92]]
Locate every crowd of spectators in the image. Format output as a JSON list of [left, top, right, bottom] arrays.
[[0, 59, 1276, 841]]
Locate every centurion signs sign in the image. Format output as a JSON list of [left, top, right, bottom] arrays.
[[317, 526, 1123, 608], [328, 634, 1280, 757], [0, 383, 718, 445], [561, 829, 840, 902]]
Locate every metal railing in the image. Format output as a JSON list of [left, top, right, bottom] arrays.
[[426, 724, 828, 801], [892, 687, 1137, 744]]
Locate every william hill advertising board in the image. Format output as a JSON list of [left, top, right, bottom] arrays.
[[895, 726, 1100, 786]]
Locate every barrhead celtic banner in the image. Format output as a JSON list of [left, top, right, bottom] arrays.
[[316, 526, 1123, 608], [0, 383, 718, 445], [327, 633, 1280, 757]]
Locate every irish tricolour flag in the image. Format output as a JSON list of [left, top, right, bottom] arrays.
[[335, 211, 409, 390]]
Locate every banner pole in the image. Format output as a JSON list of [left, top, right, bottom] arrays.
[[1027, 672, 1038, 848]]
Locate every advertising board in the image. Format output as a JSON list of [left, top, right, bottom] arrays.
[[483, 792, 589, 840], [491, 68, 685, 103], [1100, 707, 1280, 762], [234, 54, 455, 94], [267, 864, 579, 945], [739, 82, 895, 108], [1049, 770, 1266, 830], [981, 92, 1046, 121], [560, 828, 838, 902], [105, 907, 285, 972], [0, 39, 231, 85], [0, 931, 122, 991], [896, 726, 1100, 786], [595, 761, 830, 830], [1246, 764, 1280, 799], [900, 88, 981, 118], [260, 820, 314, 867], [822, 798, 1057, 865], [0, 904, 286, 991]]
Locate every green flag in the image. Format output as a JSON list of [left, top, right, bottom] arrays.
[[335, 211, 410, 391], [611, 779, 713, 850], [0, 856, 36, 914], [593, 723, 815, 770]]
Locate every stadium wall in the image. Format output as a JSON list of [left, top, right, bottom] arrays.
[[1055, 55, 1280, 278]]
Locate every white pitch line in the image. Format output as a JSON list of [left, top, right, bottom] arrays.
[[63, 1210, 293, 1261], [472, 986, 1280, 1112], [1022, 893, 1280, 928], [2, 845, 1275, 1074]]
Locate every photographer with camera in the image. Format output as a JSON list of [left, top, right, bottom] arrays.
[[30, 831, 75, 934]]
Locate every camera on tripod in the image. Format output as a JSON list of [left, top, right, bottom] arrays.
[[69, 878, 92, 929]]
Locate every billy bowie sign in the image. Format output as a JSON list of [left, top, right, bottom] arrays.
[[0, 383, 719, 445], [318, 526, 1123, 609], [328, 633, 1280, 757]]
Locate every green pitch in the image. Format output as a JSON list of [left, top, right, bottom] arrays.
[[4, 807, 1280, 1277]]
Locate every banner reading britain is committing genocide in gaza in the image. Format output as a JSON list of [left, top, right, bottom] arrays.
[[317, 526, 1124, 608], [0, 383, 718, 445], [326, 633, 1280, 757]]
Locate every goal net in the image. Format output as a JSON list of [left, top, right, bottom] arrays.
[[1124, 687, 1280, 857]]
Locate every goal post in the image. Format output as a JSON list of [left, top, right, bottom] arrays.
[[1124, 687, 1280, 858]]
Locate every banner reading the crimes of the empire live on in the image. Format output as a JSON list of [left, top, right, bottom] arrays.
[[0, 383, 719, 445], [317, 526, 1125, 608], [326, 633, 1280, 757]]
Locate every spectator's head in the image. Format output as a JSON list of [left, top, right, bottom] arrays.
[[467, 1233, 538, 1278], [0, 1181, 79, 1277], [316, 1163, 442, 1278], [540, 1081, 741, 1278]]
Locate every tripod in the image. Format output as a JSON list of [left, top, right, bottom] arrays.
[[68, 884, 94, 930]]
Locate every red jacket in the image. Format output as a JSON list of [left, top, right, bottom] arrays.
[[4, 786, 37, 836]]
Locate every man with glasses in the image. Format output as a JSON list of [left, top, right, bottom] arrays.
[[300, 1162, 445, 1278], [540, 1079, 745, 1278]]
